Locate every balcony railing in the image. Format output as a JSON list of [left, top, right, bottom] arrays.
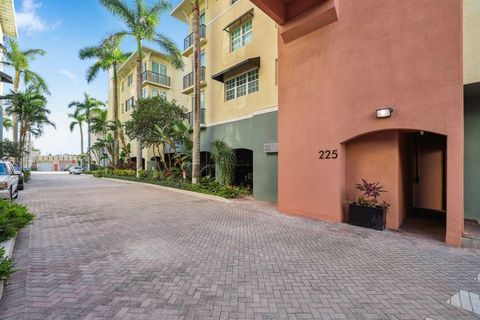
[[184, 25, 206, 51], [183, 66, 206, 90], [187, 109, 206, 125], [141, 70, 171, 87]]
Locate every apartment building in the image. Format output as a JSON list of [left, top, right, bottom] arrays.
[[172, 0, 279, 202], [107, 47, 188, 170], [0, 0, 17, 141], [250, 0, 480, 246]]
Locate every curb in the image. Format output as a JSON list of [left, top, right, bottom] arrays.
[[0, 234, 17, 301], [101, 177, 231, 203]]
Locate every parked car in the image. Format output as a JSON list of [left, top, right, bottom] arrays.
[[0, 161, 19, 200], [13, 164, 24, 190], [69, 166, 83, 175]]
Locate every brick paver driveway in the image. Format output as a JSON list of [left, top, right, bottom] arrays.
[[1, 173, 480, 320]]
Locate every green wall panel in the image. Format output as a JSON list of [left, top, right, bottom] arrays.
[[465, 95, 480, 221], [200, 111, 278, 202]]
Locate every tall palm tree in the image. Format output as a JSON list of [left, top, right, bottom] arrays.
[[68, 109, 86, 166], [2, 86, 55, 167], [100, 0, 184, 177], [3, 38, 49, 143], [191, 0, 201, 184], [68, 94, 105, 170], [79, 38, 131, 168]]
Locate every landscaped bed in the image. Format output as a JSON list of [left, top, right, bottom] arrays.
[[0, 200, 35, 300], [91, 169, 251, 199]]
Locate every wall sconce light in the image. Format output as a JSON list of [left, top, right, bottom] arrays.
[[376, 107, 394, 119]]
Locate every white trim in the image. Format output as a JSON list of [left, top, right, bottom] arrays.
[[205, 106, 277, 127]]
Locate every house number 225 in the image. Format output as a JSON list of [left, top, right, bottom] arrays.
[[319, 150, 338, 159]]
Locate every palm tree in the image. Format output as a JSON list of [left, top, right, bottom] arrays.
[[79, 38, 131, 167], [2, 86, 55, 167], [3, 38, 49, 143], [68, 109, 86, 166], [68, 94, 105, 170], [191, 0, 201, 184], [90, 108, 110, 167], [100, 0, 184, 177]]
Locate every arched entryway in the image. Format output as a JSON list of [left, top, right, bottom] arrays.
[[344, 129, 446, 242], [129, 157, 145, 170], [200, 151, 214, 178], [234, 149, 253, 189]]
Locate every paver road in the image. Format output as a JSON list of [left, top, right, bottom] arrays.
[[1, 173, 480, 320]]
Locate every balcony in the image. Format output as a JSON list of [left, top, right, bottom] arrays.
[[183, 24, 207, 56], [141, 70, 171, 88], [186, 109, 206, 126], [182, 66, 206, 94]]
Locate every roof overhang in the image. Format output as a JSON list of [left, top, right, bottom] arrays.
[[171, 0, 193, 23], [0, 71, 12, 84], [212, 57, 260, 83], [0, 0, 17, 37]]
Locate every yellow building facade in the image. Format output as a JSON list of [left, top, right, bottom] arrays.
[[172, 0, 279, 201], [107, 47, 189, 169]]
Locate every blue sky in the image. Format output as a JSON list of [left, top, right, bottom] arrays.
[[4, 0, 187, 155]]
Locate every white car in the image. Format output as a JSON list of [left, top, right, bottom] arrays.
[[0, 161, 20, 200], [69, 166, 83, 175]]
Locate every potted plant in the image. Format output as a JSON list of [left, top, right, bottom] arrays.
[[347, 179, 390, 231]]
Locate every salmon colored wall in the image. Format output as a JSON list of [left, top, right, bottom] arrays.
[[273, 0, 463, 245], [345, 131, 401, 229]]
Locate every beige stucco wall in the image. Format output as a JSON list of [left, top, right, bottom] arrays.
[[464, 0, 480, 85], [175, 0, 278, 125], [107, 48, 188, 162]]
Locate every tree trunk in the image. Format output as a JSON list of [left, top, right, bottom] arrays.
[[135, 40, 143, 176], [87, 121, 91, 170], [191, 0, 201, 184], [12, 70, 20, 144], [112, 63, 120, 168], [80, 124, 84, 167]]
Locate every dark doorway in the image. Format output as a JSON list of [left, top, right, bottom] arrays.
[[400, 131, 447, 242], [200, 151, 214, 178], [234, 149, 253, 189], [129, 157, 145, 170]]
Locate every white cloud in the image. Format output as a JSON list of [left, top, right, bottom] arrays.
[[57, 69, 77, 82], [16, 0, 62, 35]]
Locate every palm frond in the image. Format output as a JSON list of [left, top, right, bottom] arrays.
[[153, 34, 184, 70], [86, 62, 103, 83], [99, 0, 136, 29]]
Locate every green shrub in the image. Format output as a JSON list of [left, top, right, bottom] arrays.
[[0, 247, 15, 281], [138, 170, 148, 180], [23, 170, 31, 183], [0, 201, 35, 242], [111, 169, 136, 177], [93, 171, 104, 178]]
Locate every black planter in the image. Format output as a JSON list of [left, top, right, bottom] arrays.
[[348, 204, 386, 231]]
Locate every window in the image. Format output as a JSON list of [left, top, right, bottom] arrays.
[[126, 97, 134, 111], [225, 69, 259, 101], [191, 91, 206, 109], [200, 11, 205, 25], [142, 89, 147, 98], [230, 20, 252, 52], [127, 74, 133, 86], [200, 50, 206, 67], [121, 81, 125, 92], [152, 62, 167, 76], [121, 102, 125, 113], [152, 90, 167, 98]]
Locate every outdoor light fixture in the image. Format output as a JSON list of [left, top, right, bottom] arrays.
[[376, 107, 394, 119]]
